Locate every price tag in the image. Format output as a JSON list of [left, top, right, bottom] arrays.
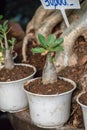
[[40, 0, 80, 27]]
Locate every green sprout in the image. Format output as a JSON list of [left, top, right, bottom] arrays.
[[31, 33, 64, 84], [0, 15, 16, 69], [31, 34, 63, 58], [0, 15, 16, 52]]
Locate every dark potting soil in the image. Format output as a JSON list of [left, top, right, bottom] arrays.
[[79, 92, 87, 106], [25, 78, 74, 95], [0, 65, 34, 82]]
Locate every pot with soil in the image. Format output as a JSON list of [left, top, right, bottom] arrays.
[[24, 77, 76, 128], [77, 92, 87, 130], [0, 63, 36, 112], [24, 34, 76, 128], [0, 15, 36, 112]]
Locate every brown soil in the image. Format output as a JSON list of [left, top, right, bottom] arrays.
[[25, 78, 74, 95], [0, 65, 34, 82], [79, 92, 87, 106]]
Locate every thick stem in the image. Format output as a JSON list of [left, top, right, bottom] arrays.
[[4, 49, 14, 70], [42, 53, 57, 85], [4, 33, 9, 49]]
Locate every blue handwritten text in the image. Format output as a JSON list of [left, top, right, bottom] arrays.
[[44, 0, 74, 9]]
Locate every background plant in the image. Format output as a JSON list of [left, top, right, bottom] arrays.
[[0, 15, 16, 69], [32, 34, 64, 84]]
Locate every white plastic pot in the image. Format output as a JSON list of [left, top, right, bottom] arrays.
[[77, 92, 87, 130], [0, 63, 36, 113], [24, 77, 76, 128]]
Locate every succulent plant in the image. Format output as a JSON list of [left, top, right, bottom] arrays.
[[0, 15, 16, 69], [32, 33, 64, 84]]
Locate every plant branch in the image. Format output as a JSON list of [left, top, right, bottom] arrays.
[[4, 33, 8, 49]]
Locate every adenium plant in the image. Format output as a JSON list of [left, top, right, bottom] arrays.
[[32, 34, 64, 84], [0, 15, 16, 69]]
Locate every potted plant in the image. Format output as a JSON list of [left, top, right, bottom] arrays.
[[77, 92, 87, 130], [24, 33, 76, 128], [77, 74, 87, 130], [0, 15, 36, 112]]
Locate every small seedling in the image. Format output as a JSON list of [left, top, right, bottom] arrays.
[[0, 15, 16, 69], [32, 33, 64, 84]]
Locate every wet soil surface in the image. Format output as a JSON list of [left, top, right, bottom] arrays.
[[25, 78, 74, 95], [0, 65, 34, 82]]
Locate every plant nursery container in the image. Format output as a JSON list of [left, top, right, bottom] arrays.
[[24, 77, 76, 128], [0, 63, 36, 113], [77, 92, 87, 130]]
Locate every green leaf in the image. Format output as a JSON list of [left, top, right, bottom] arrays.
[[31, 47, 46, 54], [0, 34, 4, 39], [8, 37, 16, 44], [3, 20, 8, 27], [0, 15, 3, 20], [38, 34, 48, 48], [51, 45, 63, 52], [2, 21, 8, 32], [50, 38, 64, 48], [0, 46, 5, 51], [0, 26, 5, 32], [47, 34, 55, 45], [54, 38, 64, 45], [0, 24, 3, 32], [0, 24, 3, 29]]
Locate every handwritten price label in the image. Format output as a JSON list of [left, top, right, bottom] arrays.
[[40, 0, 80, 9], [40, 0, 80, 27]]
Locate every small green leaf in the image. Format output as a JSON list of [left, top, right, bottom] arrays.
[[0, 15, 3, 20], [0, 26, 5, 32], [0, 46, 5, 51], [2, 21, 8, 32], [8, 37, 16, 44], [54, 38, 64, 45], [38, 34, 48, 48], [47, 34, 55, 45], [50, 38, 64, 48], [3, 20, 8, 27], [0, 34, 4, 39], [0, 24, 3, 29], [0, 24, 4, 32], [31, 47, 46, 54], [51, 45, 63, 52]]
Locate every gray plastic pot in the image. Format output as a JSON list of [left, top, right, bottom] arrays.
[[0, 63, 36, 113], [77, 92, 87, 130], [24, 77, 76, 128]]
